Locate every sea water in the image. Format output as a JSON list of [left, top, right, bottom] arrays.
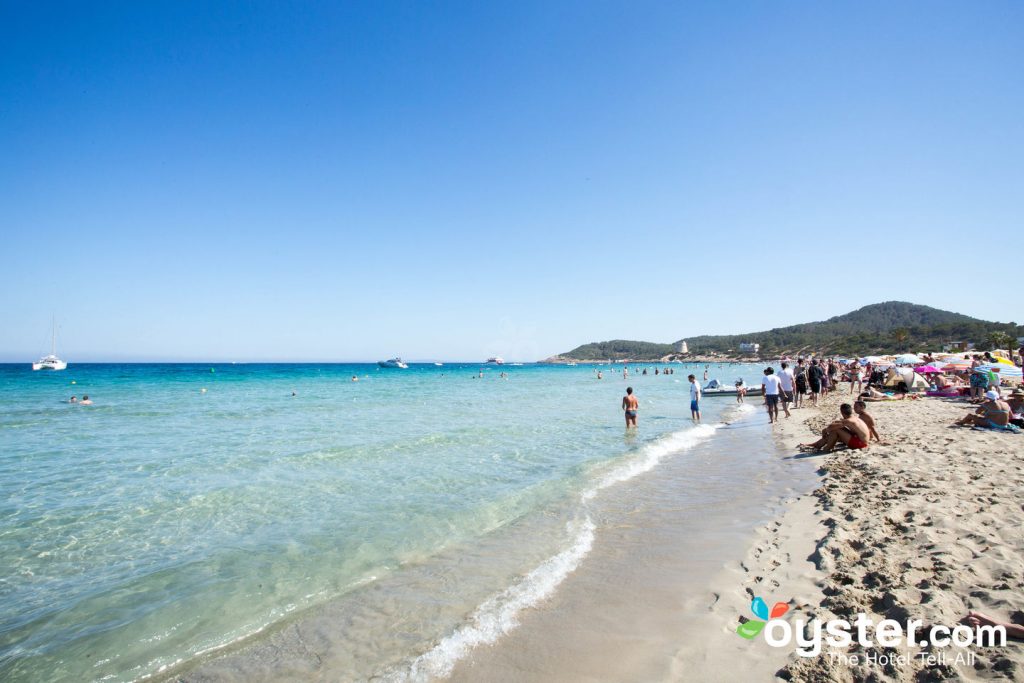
[[0, 362, 783, 681]]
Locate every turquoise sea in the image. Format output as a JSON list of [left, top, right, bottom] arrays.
[[0, 362, 792, 681]]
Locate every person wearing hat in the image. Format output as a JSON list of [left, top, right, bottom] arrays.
[[954, 391, 1013, 428], [1008, 389, 1024, 428]]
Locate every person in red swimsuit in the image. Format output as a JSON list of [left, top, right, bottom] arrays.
[[799, 403, 871, 453]]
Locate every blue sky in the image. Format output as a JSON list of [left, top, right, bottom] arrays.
[[2, 1, 1021, 361]]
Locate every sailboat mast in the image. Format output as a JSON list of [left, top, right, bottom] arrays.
[[52, 314, 56, 356]]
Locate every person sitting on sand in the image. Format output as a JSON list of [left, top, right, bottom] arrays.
[[954, 391, 1012, 428], [799, 403, 871, 453], [80, 395, 92, 405], [1007, 390, 1024, 428], [853, 400, 883, 443], [963, 611, 1024, 640]]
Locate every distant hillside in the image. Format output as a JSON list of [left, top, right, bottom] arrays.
[[555, 302, 1022, 360]]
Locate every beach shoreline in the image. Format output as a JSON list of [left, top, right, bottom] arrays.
[[686, 388, 1024, 681]]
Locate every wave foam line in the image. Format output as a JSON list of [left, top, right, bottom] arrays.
[[388, 422, 720, 681], [391, 516, 596, 682], [582, 422, 718, 501]]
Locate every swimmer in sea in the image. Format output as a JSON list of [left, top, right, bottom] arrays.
[[80, 395, 93, 405], [622, 386, 639, 428]]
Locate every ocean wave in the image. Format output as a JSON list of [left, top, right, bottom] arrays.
[[386, 422, 720, 680], [582, 423, 718, 502], [389, 516, 596, 682]]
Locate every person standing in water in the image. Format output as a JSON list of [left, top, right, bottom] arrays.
[[688, 374, 701, 422], [622, 386, 639, 428]]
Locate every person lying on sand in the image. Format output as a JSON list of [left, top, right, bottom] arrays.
[[853, 400, 884, 443], [954, 391, 1012, 428], [963, 611, 1024, 640], [799, 403, 870, 453], [859, 387, 905, 401]]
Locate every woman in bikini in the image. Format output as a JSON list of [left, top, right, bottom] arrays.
[[954, 391, 1012, 428]]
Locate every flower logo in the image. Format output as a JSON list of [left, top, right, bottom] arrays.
[[737, 596, 789, 639]]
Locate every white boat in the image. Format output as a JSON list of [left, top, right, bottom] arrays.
[[33, 317, 67, 371], [377, 358, 409, 369], [434, 362, 444, 367], [485, 357, 505, 365], [701, 379, 762, 396]]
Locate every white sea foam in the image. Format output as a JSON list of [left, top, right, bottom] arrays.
[[390, 516, 596, 682], [389, 423, 719, 681], [582, 423, 718, 501]]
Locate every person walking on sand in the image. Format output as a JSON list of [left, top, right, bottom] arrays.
[[761, 367, 783, 424], [622, 386, 639, 428], [808, 359, 824, 406], [688, 374, 701, 422], [849, 362, 863, 395], [778, 362, 794, 417], [794, 359, 807, 408]]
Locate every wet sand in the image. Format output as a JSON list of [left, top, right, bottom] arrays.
[[689, 388, 1024, 681], [446, 406, 821, 682]]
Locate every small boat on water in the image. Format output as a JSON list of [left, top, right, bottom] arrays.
[[701, 379, 762, 396], [378, 358, 409, 369], [33, 316, 67, 371], [485, 357, 505, 365]]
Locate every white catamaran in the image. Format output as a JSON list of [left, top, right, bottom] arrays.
[[33, 317, 67, 371]]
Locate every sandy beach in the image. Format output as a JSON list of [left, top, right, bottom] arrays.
[[439, 384, 1024, 682], [678, 388, 1024, 681]]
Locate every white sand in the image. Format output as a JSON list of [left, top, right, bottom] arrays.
[[686, 389, 1024, 681]]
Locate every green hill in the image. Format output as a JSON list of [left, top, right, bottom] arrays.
[[556, 302, 1021, 360]]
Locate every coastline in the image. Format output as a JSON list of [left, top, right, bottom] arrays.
[[687, 388, 1024, 680]]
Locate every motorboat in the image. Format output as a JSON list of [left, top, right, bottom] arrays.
[[701, 379, 762, 396], [32, 316, 67, 371], [377, 358, 409, 369], [485, 357, 505, 365]]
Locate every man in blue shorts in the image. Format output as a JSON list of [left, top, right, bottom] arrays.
[[688, 374, 701, 422]]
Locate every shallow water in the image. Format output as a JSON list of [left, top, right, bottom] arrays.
[[0, 361, 771, 681]]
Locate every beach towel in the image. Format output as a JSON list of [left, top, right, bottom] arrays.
[[971, 422, 1022, 434]]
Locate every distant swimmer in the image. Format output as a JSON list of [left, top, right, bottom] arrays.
[[291, 391, 297, 396], [80, 395, 93, 405], [622, 386, 639, 428], [703, 369, 708, 381], [597, 370, 603, 380], [351, 376, 358, 382], [69, 395, 77, 403]]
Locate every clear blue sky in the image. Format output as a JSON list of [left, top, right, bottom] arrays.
[[2, 1, 1021, 361]]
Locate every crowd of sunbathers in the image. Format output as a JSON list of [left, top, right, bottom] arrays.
[[792, 349, 1024, 452]]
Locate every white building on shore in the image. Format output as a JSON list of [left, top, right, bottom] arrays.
[[739, 342, 759, 354]]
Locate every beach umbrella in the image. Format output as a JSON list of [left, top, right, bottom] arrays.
[[862, 356, 885, 363], [914, 365, 942, 374], [978, 364, 1022, 378], [895, 354, 923, 365], [941, 358, 971, 368], [993, 356, 1014, 366]]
